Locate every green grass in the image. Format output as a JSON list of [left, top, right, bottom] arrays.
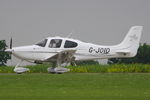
[[0, 73, 150, 100], [68, 64, 150, 73], [1, 64, 150, 73]]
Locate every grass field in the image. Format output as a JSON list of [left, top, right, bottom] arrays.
[[1, 64, 150, 73], [0, 73, 150, 100]]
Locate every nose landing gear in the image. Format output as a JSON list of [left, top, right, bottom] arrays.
[[14, 60, 30, 74], [14, 67, 30, 74]]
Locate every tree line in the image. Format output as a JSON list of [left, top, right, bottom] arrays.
[[0, 40, 11, 66]]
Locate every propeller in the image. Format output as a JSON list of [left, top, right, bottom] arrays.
[[7, 37, 13, 66], [4, 38, 13, 53], [10, 37, 12, 49]]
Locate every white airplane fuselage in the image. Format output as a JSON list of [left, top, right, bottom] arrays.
[[11, 39, 117, 62], [11, 40, 110, 61], [11, 34, 139, 63]]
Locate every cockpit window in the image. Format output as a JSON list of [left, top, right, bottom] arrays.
[[35, 39, 48, 47], [49, 39, 62, 48], [64, 40, 78, 48]]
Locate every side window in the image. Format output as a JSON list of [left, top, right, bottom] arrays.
[[64, 40, 78, 48], [49, 39, 62, 48]]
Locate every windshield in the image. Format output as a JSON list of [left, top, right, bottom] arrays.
[[35, 39, 48, 47]]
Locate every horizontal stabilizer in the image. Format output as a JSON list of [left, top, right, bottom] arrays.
[[116, 50, 130, 54]]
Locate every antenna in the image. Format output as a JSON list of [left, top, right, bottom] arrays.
[[67, 30, 74, 38]]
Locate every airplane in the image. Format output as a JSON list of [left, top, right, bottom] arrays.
[[4, 26, 143, 74]]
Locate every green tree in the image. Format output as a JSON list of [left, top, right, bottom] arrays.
[[108, 43, 150, 64], [0, 40, 11, 66]]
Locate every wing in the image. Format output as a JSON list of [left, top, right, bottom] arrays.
[[44, 49, 76, 63]]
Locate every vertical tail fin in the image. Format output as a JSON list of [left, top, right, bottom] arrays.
[[117, 26, 143, 57]]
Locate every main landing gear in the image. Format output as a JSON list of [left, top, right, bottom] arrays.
[[47, 67, 70, 74], [47, 52, 71, 74]]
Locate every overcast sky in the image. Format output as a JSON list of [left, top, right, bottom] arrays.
[[0, 0, 149, 65]]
